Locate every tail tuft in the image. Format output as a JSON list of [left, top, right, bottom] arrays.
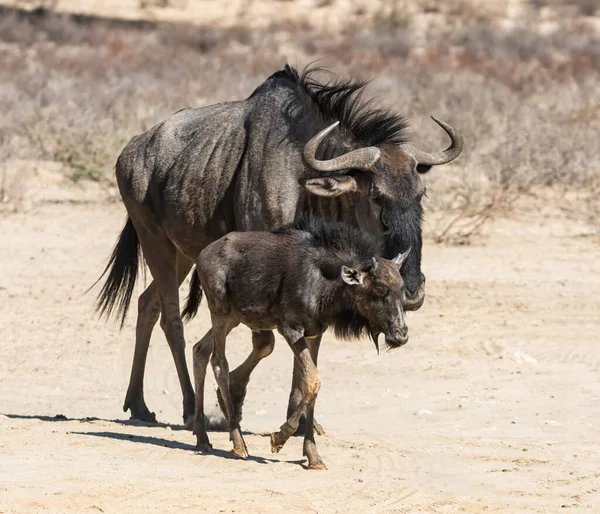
[[181, 267, 202, 322], [92, 217, 141, 328]]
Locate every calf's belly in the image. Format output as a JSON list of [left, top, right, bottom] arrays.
[[231, 307, 278, 332]]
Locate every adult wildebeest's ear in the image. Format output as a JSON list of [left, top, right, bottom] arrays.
[[341, 265, 364, 285], [416, 164, 433, 174], [299, 175, 358, 197]]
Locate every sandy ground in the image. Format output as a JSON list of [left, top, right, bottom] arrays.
[[1, 197, 599, 513]]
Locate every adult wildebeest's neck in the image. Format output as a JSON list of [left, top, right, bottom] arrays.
[[300, 192, 362, 226]]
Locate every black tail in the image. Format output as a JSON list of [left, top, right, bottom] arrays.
[[181, 267, 202, 322], [92, 217, 141, 328]]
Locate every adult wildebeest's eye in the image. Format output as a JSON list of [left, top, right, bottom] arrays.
[[380, 209, 389, 229]]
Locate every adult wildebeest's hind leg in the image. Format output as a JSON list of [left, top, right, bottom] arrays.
[[125, 220, 195, 426], [217, 330, 275, 425], [287, 336, 325, 436], [271, 328, 324, 469], [123, 280, 160, 423], [210, 313, 246, 458]]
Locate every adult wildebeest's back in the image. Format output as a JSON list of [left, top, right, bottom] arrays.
[[116, 102, 249, 246], [94, 64, 464, 427]]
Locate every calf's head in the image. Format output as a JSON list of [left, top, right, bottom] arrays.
[[341, 249, 411, 349], [301, 118, 463, 311]]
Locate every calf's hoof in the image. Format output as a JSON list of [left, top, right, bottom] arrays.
[[304, 441, 327, 470], [232, 446, 249, 459], [270, 432, 285, 454], [231, 430, 249, 459]]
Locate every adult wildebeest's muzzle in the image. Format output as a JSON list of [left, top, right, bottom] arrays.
[[404, 275, 426, 311]]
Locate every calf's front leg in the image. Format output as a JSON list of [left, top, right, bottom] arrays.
[[287, 335, 325, 436], [271, 328, 323, 468]]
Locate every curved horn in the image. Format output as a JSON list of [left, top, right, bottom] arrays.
[[393, 247, 411, 269], [370, 257, 378, 272], [400, 116, 464, 166], [302, 121, 382, 173]]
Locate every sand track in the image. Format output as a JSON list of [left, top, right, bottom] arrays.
[[1, 202, 599, 513]]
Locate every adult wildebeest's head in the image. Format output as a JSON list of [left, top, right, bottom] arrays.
[[283, 66, 464, 310], [340, 249, 412, 350]]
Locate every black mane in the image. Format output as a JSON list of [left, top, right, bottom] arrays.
[[271, 64, 410, 146], [274, 216, 382, 265]]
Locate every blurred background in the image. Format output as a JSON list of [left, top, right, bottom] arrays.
[[0, 0, 598, 242]]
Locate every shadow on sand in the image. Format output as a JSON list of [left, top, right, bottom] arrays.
[[71, 430, 302, 465], [2, 412, 306, 467], [2, 412, 189, 430]]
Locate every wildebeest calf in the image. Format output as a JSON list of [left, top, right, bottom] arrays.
[[189, 217, 411, 469]]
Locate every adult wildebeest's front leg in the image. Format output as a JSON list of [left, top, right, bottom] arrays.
[[271, 328, 323, 468], [210, 314, 247, 458], [287, 335, 325, 436], [218, 330, 275, 425]]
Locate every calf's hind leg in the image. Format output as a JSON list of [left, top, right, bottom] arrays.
[[192, 329, 214, 452], [218, 330, 275, 425], [210, 314, 246, 458]]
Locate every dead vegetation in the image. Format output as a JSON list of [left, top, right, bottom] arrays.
[[0, 1, 598, 240]]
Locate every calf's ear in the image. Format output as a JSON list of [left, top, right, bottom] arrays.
[[341, 265, 365, 286], [300, 175, 358, 197]]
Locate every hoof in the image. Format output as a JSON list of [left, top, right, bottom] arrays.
[[314, 421, 326, 436], [232, 447, 249, 459], [270, 433, 284, 454], [308, 461, 328, 470], [124, 400, 157, 424], [196, 442, 213, 453]]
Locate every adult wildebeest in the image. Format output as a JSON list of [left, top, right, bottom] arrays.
[[191, 217, 411, 469], [94, 64, 463, 428]]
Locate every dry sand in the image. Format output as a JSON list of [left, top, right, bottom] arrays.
[[1, 194, 599, 513]]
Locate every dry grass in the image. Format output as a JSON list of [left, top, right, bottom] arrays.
[[0, 3, 598, 238]]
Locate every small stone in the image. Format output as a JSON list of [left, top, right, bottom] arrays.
[[414, 409, 433, 416]]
